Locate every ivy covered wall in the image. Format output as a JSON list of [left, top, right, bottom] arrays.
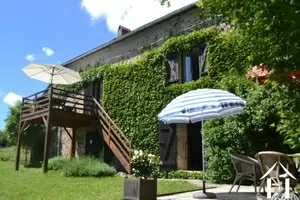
[[62, 26, 300, 183], [63, 27, 217, 152]]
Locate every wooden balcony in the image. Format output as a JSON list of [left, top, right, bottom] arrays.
[[20, 87, 95, 128], [17, 87, 132, 174]]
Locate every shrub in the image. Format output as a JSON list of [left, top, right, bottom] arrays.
[[131, 149, 160, 177], [149, 169, 207, 180], [62, 157, 116, 177], [167, 170, 205, 180], [48, 156, 67, 171], [0, 155, 9, 161], [205, 82, 291, 183]]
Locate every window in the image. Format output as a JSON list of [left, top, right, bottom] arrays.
[[184, 56, 193, 82], [183, 44, 208, 82], [167, 43, 208, 84]]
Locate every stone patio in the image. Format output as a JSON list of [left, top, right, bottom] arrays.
[[157, 181, 257, 200]]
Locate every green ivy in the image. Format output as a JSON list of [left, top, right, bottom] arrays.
[[61, 27, 218, 154], [60, 64, 110, 92], [60, 26, 300, 183]]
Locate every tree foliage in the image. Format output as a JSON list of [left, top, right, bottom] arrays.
[[3, 102, 21, 145], [198, 0, 300, 75], [3, 102, 45, 165], [0, 130, 8, 147], [157, 0, 170, 6]]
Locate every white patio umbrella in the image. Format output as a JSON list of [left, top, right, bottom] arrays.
[[158, 88, 247, 199], [22, 63, 82, 85]]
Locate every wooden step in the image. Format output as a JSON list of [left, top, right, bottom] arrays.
[[93, 99, 132, 174]]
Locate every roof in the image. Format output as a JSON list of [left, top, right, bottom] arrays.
[[62, 2, 198, 66]]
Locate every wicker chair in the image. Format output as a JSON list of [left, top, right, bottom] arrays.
[[229, 153, 263, 194], [255, 151, 299, 193]]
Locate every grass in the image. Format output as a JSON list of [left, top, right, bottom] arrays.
[[0, 146, 28, 162], [0, 146, 17, 161], [0, 161, 200, 200]]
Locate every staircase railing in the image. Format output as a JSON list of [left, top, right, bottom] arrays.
[[92, 98, 132, 174]]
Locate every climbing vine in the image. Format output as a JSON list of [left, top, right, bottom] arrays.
[[60, 27, 218, 154], [61, 25, 300, 183]]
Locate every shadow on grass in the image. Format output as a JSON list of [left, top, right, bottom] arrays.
[[157, 187, 217, 197], [23, 163, 42, 168], [157, 189, 200, 197]]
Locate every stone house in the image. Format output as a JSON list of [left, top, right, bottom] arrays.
[[55, 2, 216, 172]]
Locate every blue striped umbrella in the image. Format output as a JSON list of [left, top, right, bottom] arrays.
[[158, 88, 246, 123], [157, 88, 246, 199]]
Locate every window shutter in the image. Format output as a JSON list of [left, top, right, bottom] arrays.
[[167, 56, 179, 83], [158, 122, 177, 171], [199, 44, 208, 77], [92, 81, 102, 104], [84, 83, 93, 114]]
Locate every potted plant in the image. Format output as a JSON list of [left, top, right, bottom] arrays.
[[123, 150, 158, 200]]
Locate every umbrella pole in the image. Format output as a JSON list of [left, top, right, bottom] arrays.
[[193, 112, 216, 199], [201, 116, 206, 193], [50, 68, 54, 86]]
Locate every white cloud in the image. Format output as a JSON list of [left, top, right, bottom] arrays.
[[42, 47, 55, 56], [25, 54, 36, 62], [3, 92, 22, 106], [80, 0, 197, 33]]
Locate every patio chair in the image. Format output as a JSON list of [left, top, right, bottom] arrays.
[[255, 151, 299, 193], [229, 153, 263, 194]]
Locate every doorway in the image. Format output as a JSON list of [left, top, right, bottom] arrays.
[[187, 122, 202, 170], [85, 131, 103, 158]]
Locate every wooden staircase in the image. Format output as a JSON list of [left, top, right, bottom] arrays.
[[92, 99, 132, 174]]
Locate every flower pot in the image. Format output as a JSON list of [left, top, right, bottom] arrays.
[[123, 176, 157, 200]]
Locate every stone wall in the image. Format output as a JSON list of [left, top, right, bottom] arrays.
[[60, 127, 72, 158], [176, 124, 188, 170], [49, 128, 59, 158], [58, 85, 97, 158], [64, 5, 210, 71], [60, 125, 99, 158]]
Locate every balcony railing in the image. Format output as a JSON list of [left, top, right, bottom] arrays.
[[21, 87, 94, 119]]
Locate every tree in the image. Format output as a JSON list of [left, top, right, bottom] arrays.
[[158, 0, 170, 6], [161, 0, 300, 75], [3, 101, 21, 145], [0, 130, 8, 147], [197, 0, 300, 76], [3, 101, 46, 166]]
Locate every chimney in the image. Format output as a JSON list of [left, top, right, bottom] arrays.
[[117, 25, 131, 37]]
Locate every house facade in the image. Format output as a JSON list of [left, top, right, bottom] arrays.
[[56, 2, 216, 172]]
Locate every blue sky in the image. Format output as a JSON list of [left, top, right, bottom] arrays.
[[0, 0, 195, 130]]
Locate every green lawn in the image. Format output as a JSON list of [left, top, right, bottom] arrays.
[[0, 146, 28, 162], [0, 161, 200, 200]]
